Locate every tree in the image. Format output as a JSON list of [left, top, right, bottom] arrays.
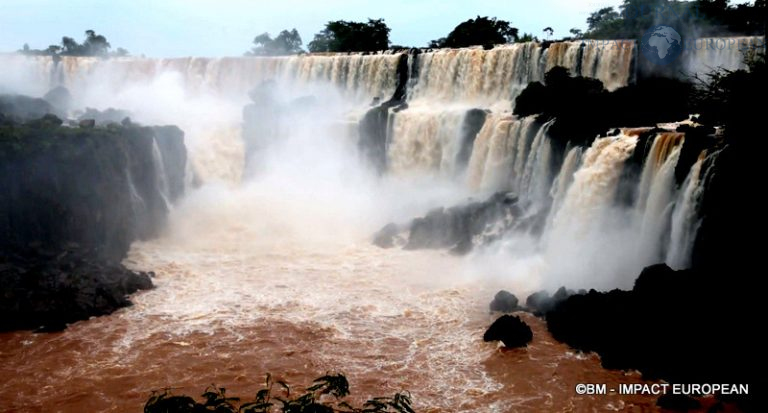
[[428, 16, 519, 49], [518, 33, 539, 43], [586, 7, 620, 32], [45, 45, 61, 55], [18, 30, 126, 57], [308, 19, 390, 52], [582, 0, 765, 40], [246, 29, 303, 56], [569, 28, 583, 39], [543, 27, 554, 40], [60, 36, 82, 55], [83, 29, 111, 56]]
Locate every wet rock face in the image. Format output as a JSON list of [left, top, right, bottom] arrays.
[[43, 86, 72, 116], [545, 263, 757, 407], [0, 246, 153, 332], [0, 94, 55, 121], [0, 104, 187, 332], [0, 117, 186, 261], [77, 107, 132, 126], [371, 192, 521, 254], [405, 192, 520, 254], [483, 315, 533, 348], [372, 223, 400, 248], [489, 290, 519, 313]]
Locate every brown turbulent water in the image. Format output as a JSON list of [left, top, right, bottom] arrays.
[[0, 237, 694, 413]]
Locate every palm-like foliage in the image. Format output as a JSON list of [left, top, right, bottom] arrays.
[[145, 373, 415, 413]]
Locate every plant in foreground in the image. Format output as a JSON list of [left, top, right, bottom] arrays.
[[145, 373, 415, 413]]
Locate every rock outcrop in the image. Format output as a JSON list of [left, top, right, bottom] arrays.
[[1, 102, 187, 331], [379, 192, 520, 254], [489, 290, 519, 313], [545, 264, 756, 408], [483, 315, 533, 348]]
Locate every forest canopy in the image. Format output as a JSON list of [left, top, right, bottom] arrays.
[[308, 19, 390, 52], [19, 30, 127, 57], [429, 16, 519, 49]]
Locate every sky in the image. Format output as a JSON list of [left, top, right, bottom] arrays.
[[0, 0, 623, 57]]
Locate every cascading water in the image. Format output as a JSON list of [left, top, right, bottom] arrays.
[[666, 150, 707, 269], [542, 133, 639, 288], [681, 36, 764, 77], [634, 133, 685, 265], [151, 136, 172, 210], [386, 108, 466, 175], [0, 40, 725, 411]]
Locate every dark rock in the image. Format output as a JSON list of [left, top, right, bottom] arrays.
[[25, 114, 63, 128], [372, 223, 400, 248], [656, 394, 701, 412], [455, 108, 487, 171], [525, 290, 553, 314], [357, 53, 410, 173], [358, 103, 394, 173], [43, 86, 72, 115], [0, 98, 187, 332], [1, 105, 187, 262], [545, 264, 756, 401], [483, 315, 533, 348], [0, 246, 154, 332], [0, 94, 55, 120], [514, 67, 694, 148], [524, 287, 579, 316], [674, 125, 716, 186], [77, 107, 132, 125], [152, 125, 187, 203], [79, 118, 96, 128], [489, 290, 518, 313], [552, 286, 574, 302], [402, 192, 520, 253]]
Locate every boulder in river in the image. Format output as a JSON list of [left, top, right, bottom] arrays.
[[483, 315, 533, 348], [489, 290, 519, 313]]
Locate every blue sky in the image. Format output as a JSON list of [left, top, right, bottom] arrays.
[[0, 0, 622, 57]]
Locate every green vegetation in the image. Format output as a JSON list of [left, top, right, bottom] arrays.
[[583, 0, 766, 39], [246, 29, 304, 56], [19, 30, 127, 57], [517, 33, 539, 43], [428, 16, 519, 49], [308, 19, 390, 52], [144, 373, 415, 413], [690, 43, 766, 131]]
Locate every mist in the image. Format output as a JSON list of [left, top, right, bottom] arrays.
[[0, 41, 725, 293]]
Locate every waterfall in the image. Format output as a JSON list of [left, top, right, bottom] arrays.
[[681, 36, 764, 77], [635, 137, 683, 264], [0, 39, 725, 286], [547, 133, 638, 244], [543, 133, 639, 288], [386, 108, 466, 175], [408, 40, 636, 106], [151, 136, 172, 210], [466, 115, 538, 192], [44, 53, 405, 102], [666, 151, 707, 269], [519, 119, 554, 210], [548, 145, 583, 221], [636, 133, 685, 211]]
